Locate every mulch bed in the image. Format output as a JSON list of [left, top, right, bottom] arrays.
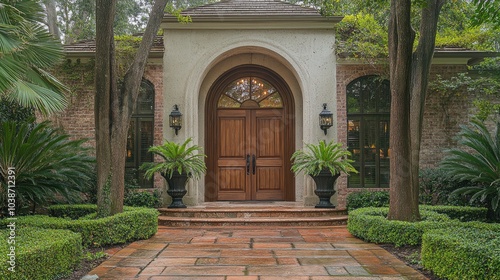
[[380, 244, 441, 280]]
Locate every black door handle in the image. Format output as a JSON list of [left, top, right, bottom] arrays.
[[246, 154, 250, 175], [252, 154, 256, 175]]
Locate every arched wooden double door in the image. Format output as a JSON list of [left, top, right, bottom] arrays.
[[206, 65, 295, 201]]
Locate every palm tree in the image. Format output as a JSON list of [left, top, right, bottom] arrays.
[[441, 118, 500, 217], [0, 0, 68, 115]]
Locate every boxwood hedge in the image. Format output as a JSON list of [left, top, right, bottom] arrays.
[[347, 207, 454, 246], [419, 205, 488, 222], [0, 227, 82, 280], [1, 205, 159, 247], [422, 227, 500, 280]]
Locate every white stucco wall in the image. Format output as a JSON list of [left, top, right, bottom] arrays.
[[162, 22, 338, 205]]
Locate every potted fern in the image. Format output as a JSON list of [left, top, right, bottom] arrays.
[[291, 140, 357, 208], [141, 138, 206, 208]]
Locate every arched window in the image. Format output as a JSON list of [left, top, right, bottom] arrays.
[[126, 79, 155, 188], [217, 77, 283, 108], [347, 76, 390, 188]]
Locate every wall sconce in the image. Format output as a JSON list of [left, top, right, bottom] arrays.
[[319, 103, 333, 135], [169, 104, 182, 135]]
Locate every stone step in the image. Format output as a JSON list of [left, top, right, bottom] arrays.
[[158, 207, 347, 218], [157, 203, 348, 227], [158, 215, 348, 227]]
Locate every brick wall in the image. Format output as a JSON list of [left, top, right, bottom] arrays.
[[335, 63, 471, 208]]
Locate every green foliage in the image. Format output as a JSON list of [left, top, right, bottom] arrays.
[[0, 227, 82, 280], [346, 191, 389, 211], [419, 168, 480, 206], [0, 121, 95, 214], [334, 13, 388, 58], [435, 26, 493, 49], [0, 97, 35, 124], [48, 204, 98, 219], [0, 0, 68, 115], [12, 205, 159, 247], [291, 140, 358, 176], [125, 190, 161, 208], [83, 250, 108, 261], [419, 205, 488, 222], [441, 118, 500, 216], [141, 137, 207, 179], [348, 206, 497, 247], [347, 207, 453, 247], [422, 227, 500, 280]]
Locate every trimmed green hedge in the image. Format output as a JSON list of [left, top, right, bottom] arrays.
[[420, 205, 488, 222], [422, 227, 500, 280], [0, 227, 82, 280], [3, 205, 159, 247], [346, 191, 389, 211], [347, 207, 453, 246], [48, 204, 98, 219]]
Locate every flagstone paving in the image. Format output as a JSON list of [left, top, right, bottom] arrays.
[[88, 225, 427, 279]]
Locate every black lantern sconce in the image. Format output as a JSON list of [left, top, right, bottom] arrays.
[[319, 103, 333, 135], [169, 104, 182, 135]]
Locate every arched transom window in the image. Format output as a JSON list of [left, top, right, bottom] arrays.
[[218, 77, 283, 108], [347, 75, 390, 188]]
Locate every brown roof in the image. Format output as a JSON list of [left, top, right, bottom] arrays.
[[64, 35, 164, 57], [179, 0, 322, 17]]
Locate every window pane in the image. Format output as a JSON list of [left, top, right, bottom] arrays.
[[224, 78, 251, 103], [140, 120, 154, 163], [348, 119, 361, 162], [347, 80, 361, 113], [251, 78, 277, 102], [259, 92, 283, 108], [218, 95, 241, 108], [126, 120, 135, 163]]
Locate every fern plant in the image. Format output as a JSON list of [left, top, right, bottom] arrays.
[[140, 138, 206, 180], [441, 118, 500, 215], [291, 140, 358, 176]]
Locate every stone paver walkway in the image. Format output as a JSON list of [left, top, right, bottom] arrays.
[[88, 225, 427, 279]]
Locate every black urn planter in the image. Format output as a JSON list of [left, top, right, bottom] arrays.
[[162, 171, 189, 208], [311, 169, 340, 208]]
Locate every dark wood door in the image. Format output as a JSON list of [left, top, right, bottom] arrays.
[[216, 109, 285, 200]]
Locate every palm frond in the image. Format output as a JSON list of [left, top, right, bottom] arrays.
[[441, 118, 500, 215], [140, 137, 206, 180]]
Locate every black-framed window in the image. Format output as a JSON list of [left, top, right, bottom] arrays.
[[126, 79, 155, 188], [347, 76, 390, 188]]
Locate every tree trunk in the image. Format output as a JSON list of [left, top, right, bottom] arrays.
[[43, 0, 60, 39], [95, 0, 169, 216], [409, 0, 445, 221], [95, 0, 117, 217], [387, 0, 417, 221]]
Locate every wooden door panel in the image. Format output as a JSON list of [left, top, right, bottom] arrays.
[[256, 117, 283, 158], [252, 110, 285, 200], [217, 110, 250, 200], [219, 117, 246, 158]]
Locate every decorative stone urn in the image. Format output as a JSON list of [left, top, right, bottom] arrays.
[[162, 171, 189, 208], [311, 169, 341, 208]]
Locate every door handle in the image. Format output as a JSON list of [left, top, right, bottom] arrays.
[[252, 154, 256, 175], [246, 154, 250, 175]]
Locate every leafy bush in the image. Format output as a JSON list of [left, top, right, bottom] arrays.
[[8, 205, 159, 247], [347, 207, 453, 246], [346, 191, 389, 211], [125, 190, 161, 208], [0, 227, 82, 280], [422, 227, 500, 280], [0, 121, 95, 214], [441, 118, 500, 218], [420, 205, 488, 222], [419, 168, 478, 206]]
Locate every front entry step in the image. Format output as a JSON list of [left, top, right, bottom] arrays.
[[157, 204, 348, 227]]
